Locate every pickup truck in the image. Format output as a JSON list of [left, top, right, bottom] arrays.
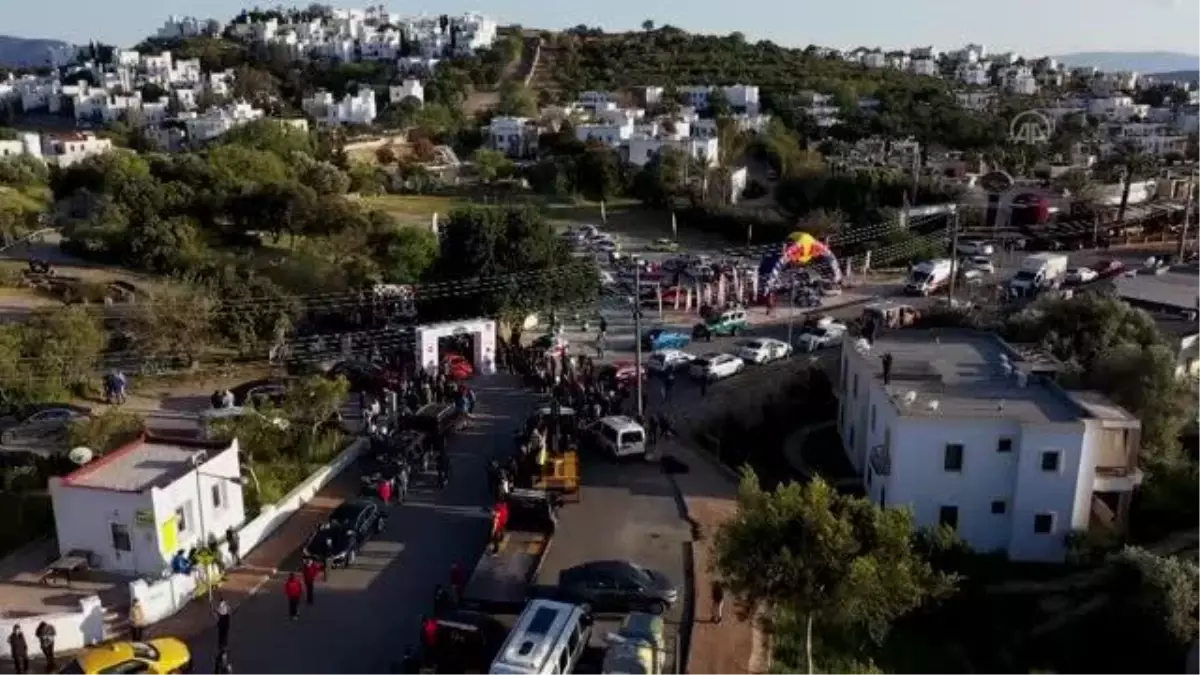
[[460, 488, 558, 614]]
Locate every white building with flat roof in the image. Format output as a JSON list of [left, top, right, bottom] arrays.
[[49, 435, 246, 576], [839, 330, 1142, 563]]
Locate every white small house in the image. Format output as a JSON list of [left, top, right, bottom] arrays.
[[49, 435, 246, 576], [389, 79, 424, 105]]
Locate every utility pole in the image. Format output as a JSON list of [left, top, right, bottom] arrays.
[[947, 210, 960, 303], [633, 264, 645, 418], [1179, 172, 1196, 259]]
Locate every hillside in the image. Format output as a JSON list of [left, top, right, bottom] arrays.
[[1150, 69, 1200, 84], [1051, 50, 1198, 74], [537, 29, 946, 102], [0, 35, 77, 68]]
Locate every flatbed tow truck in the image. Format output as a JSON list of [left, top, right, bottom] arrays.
[[460, 488, 557, 614], [525, 403, 581, 501]]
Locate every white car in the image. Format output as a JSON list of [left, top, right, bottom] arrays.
[[1065, 267, 1098, 284], [964, 256, 995, 274], [735, 338, 792, 364], [956, 240, 996, 256], [797, 322, 847, 352], [689, 353, 745, 381], [646, 349, 695, 373]]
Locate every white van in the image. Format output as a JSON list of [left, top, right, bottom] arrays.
[[490, 599, 594, 675], [595, 416, 646, 459]]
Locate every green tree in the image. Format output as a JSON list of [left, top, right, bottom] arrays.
[[495, 80, 537, 117], [205, 145, 291, 194], [574, 143, 622, 200], [705, 88, 732, 119], [713, 472, 957, 674], [68, 410, 146, 455], [282, 375, 349, 450], [472, 148, 515, 182], [1105, 547, 1199, 670], [21, 307, 107, 397], [432, 205, 598, 324], [216, 119, 315, 158], [369, 221, 439, 283], [298, 159, 351, 196], [1106, 142, 1157, 225], [641, 19, 655, 31], [127, 284, 216, 366]]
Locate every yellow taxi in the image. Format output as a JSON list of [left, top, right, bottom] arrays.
[[58, 638, 192, 674]]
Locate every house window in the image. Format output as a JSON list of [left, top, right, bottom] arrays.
[[944, 443, 964, 472], [1033, 512, 1055, 534], [175, 503, 191, 533], [111, 523, 132, 552], [997, 438, 1013, 453], [1040, 451, 1061, 472], [211, 483, 224, 510], [870, 405, 877, 432], [991, 500, 1007, 515], [938, 505, 959, 530]]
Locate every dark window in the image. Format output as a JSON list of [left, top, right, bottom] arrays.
[[997, 438, 1013, 453], [944, 444, 964, 472], [1033, 513, 1054, 534], [526, 607, 558, 635], [111, 523, 132, 552], [938, 505, 959, 530], [991, 500, 1007, 515], [1040, 451, 1061, 472]]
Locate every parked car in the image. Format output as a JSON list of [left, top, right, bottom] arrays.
[[641, 328, 691, 351], [692, 308, 749, 341], [688, 353, 745, 381], [57, 638, 192, 674], [557, 560, 679, 614], [326, 360, 399, 394], [1, 405, 90, 446], [963, 256, 995, 274], [1064, 267, 1098, 285], [443, 353, 475, 380], [603, 612, 667, 675], [301, 499, 386, 568], [956, 239, 996, 256], [647, 238, 679, 252], [796, 322, 847, 352], [735, 338, 792, 364], [600, 361, 646, 386], [645, 349, 695, 374]]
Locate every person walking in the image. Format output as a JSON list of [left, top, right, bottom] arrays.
[[397, 463, 409, 504], [377, 476, 393, 505], [8, 625, 28, 674], [284, 572, 303, 620], [35, 621, 55, 671], [128, 598, 147, 641], [711, 581, 725, 624], [490, 501, 510, 554], [225, 526, 240, 567], [302, 558, 320, 605], [214, 599, 231, 653]]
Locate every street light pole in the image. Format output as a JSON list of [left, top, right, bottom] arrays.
[[947, 210, 961, 303], [634, 264, 644, 418]]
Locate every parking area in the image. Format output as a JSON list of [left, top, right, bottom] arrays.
[[535, 453, 691, 673]]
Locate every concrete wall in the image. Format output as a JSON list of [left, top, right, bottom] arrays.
[[48, 479, 156, 576], [0, 595, 105, 658], [128, 438, 366, 624]]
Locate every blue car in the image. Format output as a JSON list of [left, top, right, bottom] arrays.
[[641, 328, 691, 351]]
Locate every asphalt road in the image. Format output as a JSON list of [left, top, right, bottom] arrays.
[[181, 378, 533, 674]]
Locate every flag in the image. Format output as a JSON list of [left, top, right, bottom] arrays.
[[671, 212, 677, 239]]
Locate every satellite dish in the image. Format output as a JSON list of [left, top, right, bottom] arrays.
[[68, 446, 94, 465]]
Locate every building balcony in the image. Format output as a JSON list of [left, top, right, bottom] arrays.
[[869, 444, 891, 476], [1093, 466, 1144, 492]]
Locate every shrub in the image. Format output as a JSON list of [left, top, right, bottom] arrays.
[[68, 410, 146, 454]]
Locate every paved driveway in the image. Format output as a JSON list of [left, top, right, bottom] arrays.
[[180, 378, 533, 674]]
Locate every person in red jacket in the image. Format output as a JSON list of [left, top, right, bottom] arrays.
[[490, 501, 510, 553], [284, 572, 303, 620], [420, 616, 438, 666], [377, 478, 393, 505], [301, 559, 320, 605]]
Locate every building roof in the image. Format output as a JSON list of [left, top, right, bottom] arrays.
[[62, 435, 233, 493], [854, 330, 1132, 424], [1115, 265, 1200, 312]]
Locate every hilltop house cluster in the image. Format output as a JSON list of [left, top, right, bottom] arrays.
[[486, 84, 768, 201]]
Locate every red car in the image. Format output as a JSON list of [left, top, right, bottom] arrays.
[[443, 353, 474, 380], [602, 361, 646, 386]]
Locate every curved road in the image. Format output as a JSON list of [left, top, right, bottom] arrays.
[[182, 380, 532, 674]]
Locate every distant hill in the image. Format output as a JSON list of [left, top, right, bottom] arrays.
[[1051, 51, 1198, 74], [1149, 69, 1200, 84], [0, 35, 77, 69]]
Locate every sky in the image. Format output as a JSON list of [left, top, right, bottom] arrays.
[[5, 0, 1199, 56]]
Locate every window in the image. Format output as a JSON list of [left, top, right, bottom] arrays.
[[938, 505, 959, 530], [99, 661, 152, 675], [944, 444, 964, 472], [110, 523, 132, 552], [1033, 512, 1055, 534], [870, 405, 877, 432], [991, 500, 1007, 515], [211, 483, 224, 509], [1040, 451, 1061, 472], [997, 438, 1013, 453], [175, 503, 191, 533]]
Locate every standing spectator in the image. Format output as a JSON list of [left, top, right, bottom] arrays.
[[34, 621, 55, 671], [302, 558, 321, 605], [8, 625, 28, 674], [490, 501, 510, 553], [128, 599, 146, 641], [711, 581, 725, 624], [226, 526, 241, 567], [397, 463, 410, 504], [377, 476, 393, 505], [284, 572, 303, 620], [214, 599, 231, 652]]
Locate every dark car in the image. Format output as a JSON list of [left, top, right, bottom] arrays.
[[301, 499, 386, 567], [327, 360, 399, 394], [421, 610, 511, 673], [557, 560, 679, 614]]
